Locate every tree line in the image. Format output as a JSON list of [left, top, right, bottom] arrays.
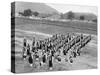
[[60, 11, 86, 20], [18, 9, 97, 23]]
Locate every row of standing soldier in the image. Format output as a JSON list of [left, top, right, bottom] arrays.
[[22, 33, 91, 70]]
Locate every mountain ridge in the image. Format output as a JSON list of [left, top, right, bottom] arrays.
[[15, 1, 59, 14]]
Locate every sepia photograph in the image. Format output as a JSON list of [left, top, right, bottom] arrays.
[[11, 1, 98, 73]]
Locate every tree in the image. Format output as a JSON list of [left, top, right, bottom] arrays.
[[67, 11, 75, 20], [33, 11, 39, 16], [23, 9, 32, 16], [80, 15, 85, 20], [92, 19, 97, 23]]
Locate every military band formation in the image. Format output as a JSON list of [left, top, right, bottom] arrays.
[[22, 33, 91, 70]]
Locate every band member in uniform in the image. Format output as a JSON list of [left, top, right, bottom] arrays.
[[27, 44, 30, 56], [48, 55, 53, 70], [67, 49, 73, 63], [42, 53, 46, 64], [22, 33, 92, 68], [32, 37, 35, 47], [22, 38, 27, 60], [28, 54, 33, 67], [22, 47, 27, 60], [23, 37, 27, 47]]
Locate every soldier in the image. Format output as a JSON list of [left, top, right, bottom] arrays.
[[63, 49, 66, 55], [23, 37, 27, 47], [32, 37, 35, 47], [71, 46, 77, 58], [72, 51, 77, 58], [81, 33, 83, 39], [22, 47, 27, 60], [39, 40, 42, 49], [35, 51, 39, 60], [51, 48, 54, 57], [32, 45, 35, 52], [69, 34, 72, 41], [69, 56, 73, 63], [36, 41, 39, 51], [42, 52, 46, 64], [27, 44, 30, 56], [22, 38, 27, 60], [86, 35, 91, 43], [48, 55, 53, 70], [75, 46, 81, 56], [28, 54, 33, 67], [67, 49, 73, 63]]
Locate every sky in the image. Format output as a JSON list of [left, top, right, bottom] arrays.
[[46, 3, 98, 16]]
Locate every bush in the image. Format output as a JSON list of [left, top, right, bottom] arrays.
[[80, 15, 85, 20]]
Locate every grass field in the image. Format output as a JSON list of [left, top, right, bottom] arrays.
[[12, 17, 97, 73]]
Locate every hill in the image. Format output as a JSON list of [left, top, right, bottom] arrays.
[[15, 1, 59, 14]]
